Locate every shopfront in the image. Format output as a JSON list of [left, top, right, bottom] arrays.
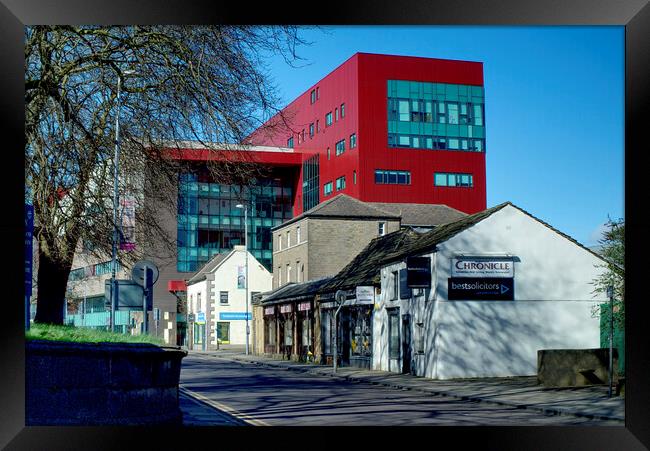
[[279, 303, 293, 359]]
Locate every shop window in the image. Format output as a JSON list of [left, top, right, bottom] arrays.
[[322, 310, 332, 354], [389, 311, 400, 359], [266, 318, 276, 346], [350, 308, 372, 357], [284, 319, 293, 345]]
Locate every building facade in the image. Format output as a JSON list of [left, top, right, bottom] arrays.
[[372, 203, 608, 379], [186, 245, 272, 349], [248, 52, 487, 215]]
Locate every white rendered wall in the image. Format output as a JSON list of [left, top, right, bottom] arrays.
[[374, 205, 608, 379]]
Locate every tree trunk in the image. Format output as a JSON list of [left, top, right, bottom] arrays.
[[34, 247, 73, 325]]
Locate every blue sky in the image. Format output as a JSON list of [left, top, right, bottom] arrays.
[[263, 26, 624, 247]]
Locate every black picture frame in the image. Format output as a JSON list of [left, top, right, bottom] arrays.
[[3, 1, 647, 449]]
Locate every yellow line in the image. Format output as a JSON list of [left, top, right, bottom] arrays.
[[180, 386, 271, 426]]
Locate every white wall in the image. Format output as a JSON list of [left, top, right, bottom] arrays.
[[374, 205, 608, 379], [187, 247, 272, 346]]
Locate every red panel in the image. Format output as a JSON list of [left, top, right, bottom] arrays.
[[168, 279, 187, 292], [162, 147, 303, 167], [248, 53, 487, 215]]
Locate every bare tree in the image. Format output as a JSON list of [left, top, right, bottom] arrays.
[[25, 25, 309, 325]]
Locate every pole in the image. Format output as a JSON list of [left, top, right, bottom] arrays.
[[245, 205, 250, 355], [110, 74, 123, 333], [142, 266, 148, 335], [608, 285, 614, 398], [333, 302, 344, 373]]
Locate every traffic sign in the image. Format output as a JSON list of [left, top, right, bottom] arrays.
[[131, 260, 159, 288], [196, 311, 206, 324]]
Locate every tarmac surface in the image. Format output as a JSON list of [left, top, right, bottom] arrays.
[[179, 346, 625, 426]]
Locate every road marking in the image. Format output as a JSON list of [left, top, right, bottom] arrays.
[[179, 386, 271, 426]]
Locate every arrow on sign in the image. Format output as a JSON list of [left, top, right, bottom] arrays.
[[501, 284, 510, 294]]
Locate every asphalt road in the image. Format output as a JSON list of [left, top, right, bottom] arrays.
[[179, 353, 622, 426]]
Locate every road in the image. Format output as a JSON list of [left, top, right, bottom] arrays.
[[179, 353, 622, 426]]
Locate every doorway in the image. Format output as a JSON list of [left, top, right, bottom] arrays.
[[388, 309, 400, 373]]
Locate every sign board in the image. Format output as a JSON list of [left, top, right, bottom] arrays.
[[104, 280, 152, 310], [279, 304, 292, 314], [451, 258, 514, 278], [154, 308, 160, 322], [188, 313, 195, 322], [406, 256, 431, 288], [320, 301, 336, 310], [399, 269, 412, 299], [264, 306, 275, 316], [196, 311, 206, 324], [237, 265, 246, 289], [448, 277, 514, 301], [298, 301, 311, 311], [355, 286, 375, 304], [131, 260, 159, 288], [219, 312, 251, 321], [119, 195, 136, 251]]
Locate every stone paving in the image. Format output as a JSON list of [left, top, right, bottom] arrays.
[[194, 350, 625, 422]]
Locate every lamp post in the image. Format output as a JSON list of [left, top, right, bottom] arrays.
[[109, 69, 135, 333], [236, 202, 250, 355]]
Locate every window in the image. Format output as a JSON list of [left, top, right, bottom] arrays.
[[335, 108, 339, 121], [310, 89, 316, 104], [415, 322, 424, 354], [392, 271, 399, 300], [324, 182, 333, 196], [447, 103, 459, 124], [316, 87, 320, 100], [286, 230, 291, 247], [434, 172, 474, 187], [375, 169, 411, 185], [353, 170, 357, 184], [277, 233, 282, 251], [398, 100, 409, 121], [217, 322, 230, 343], [301, 129, 306, 142], [296, 226, 301, 243], [287, 264, 291, 283], [287, 136, 294, 148], [309, 123, 314, 138], [316, 120, 320, 133], [296, 261, 301, 282], [335, 176, 346, 191], [327, 147, 330, 160], [340, 103, 345, 118], [379, 222, 386, 236], [350, 133, 357, 149], [326, 112, 332, 126], [335, 139, 345, 156], [220, 291, 228, 304], [278, 266, 282, 286], [197, 293, 202, 311]]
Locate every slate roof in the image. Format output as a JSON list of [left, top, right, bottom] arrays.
[[260, 276, 335, 305], [271, 194, 400, 230], [321, 201, 608, 293], [369, 202, 468, 227], [186, 251, 232, 285]]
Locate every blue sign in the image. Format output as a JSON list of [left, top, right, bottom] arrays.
[[25, 205, 34, 294], [196, 311, 206, 324], [219, 312, 251, 321]]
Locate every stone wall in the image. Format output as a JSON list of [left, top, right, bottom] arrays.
[[537, 348, 619, 387], [26, 340, 187, 425]]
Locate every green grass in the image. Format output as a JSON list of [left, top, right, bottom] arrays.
[[26, 323, 165, 345]]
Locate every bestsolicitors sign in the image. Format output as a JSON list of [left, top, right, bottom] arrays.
[[451, 258, 514, 278], [448, 277, 514, 301]]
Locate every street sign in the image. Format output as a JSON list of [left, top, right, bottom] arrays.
[[448, 277, 514, 301], [188, 313, 195, 323], [104, 280, 153, 310], [154, 308, 160, 321], [219, 312, 252, 321], [196, 311, 206, 324], [131, 260, 159, 288]]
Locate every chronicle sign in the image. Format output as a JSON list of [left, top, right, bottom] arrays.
[[451, 258, 514, 278]]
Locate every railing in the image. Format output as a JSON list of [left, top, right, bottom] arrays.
[[64, 310, 135, 328]]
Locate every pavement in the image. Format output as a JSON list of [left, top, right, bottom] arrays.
[[179, 348, 625, 424]]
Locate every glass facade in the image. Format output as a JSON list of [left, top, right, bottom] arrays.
[[302, 154, 320, 212], [177, 169, 293, 272], [387, 80, 486, 152]]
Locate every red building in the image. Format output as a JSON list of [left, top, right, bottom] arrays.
[[248, 52, 487, 215]]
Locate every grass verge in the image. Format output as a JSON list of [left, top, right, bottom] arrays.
[[26, 323, 165, 345]]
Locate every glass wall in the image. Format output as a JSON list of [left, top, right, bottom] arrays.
[[177, 168, 293, 272], [387, 80, 486, 152]]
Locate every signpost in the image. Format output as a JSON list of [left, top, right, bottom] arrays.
[[333, 290, 347, 373], [131, 260, 159, 335]]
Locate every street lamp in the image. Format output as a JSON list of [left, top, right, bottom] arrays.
[[235, 202, 250, 355], [110, 69, 136, 333]]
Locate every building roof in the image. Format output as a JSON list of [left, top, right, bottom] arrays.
[[322, 201, 607, 293], [186, 250, 233, 285], [260, 276, 335, 305], [368, 202, 467, 227], [271, 194, 401, 231]]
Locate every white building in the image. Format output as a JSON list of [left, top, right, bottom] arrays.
[[186, 245, 272, 349], [372, 202, 609, 379]]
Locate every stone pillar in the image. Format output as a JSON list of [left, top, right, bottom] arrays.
[[313, 296, 322, 364]]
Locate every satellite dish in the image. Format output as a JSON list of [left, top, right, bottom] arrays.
[[131, 260, 159, 288], [335, 290, 346, 304]]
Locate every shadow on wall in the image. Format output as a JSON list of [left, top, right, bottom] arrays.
[[422, 231, 603, 379]]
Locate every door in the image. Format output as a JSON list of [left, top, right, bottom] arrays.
[[388, 309, 400, 373], [402, 314, 411, 374]]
